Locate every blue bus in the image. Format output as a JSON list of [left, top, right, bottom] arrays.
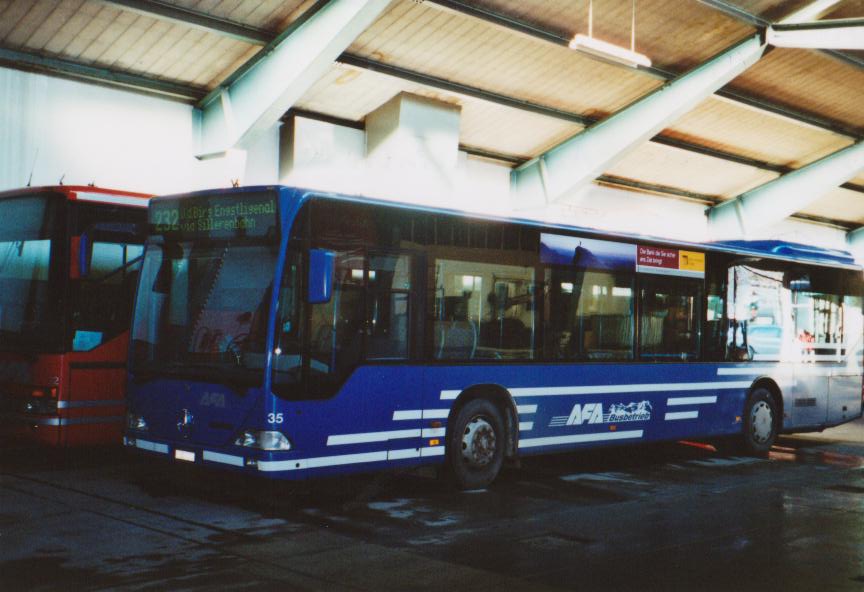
[[125, 186, 863, 489]]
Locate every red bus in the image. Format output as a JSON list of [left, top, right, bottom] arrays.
[[0, 186, 150, 447]]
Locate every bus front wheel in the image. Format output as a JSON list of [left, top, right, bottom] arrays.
[[742, 388, 778, 455], [446, 398, 505, 490]]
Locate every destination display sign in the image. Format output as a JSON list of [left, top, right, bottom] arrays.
[[149, 191, 278, 239], [637, 245, 704, 278]]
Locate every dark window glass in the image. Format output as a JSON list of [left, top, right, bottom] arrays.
[[70, 203, 146, 351], [703, 254, 729, 361], [433, 259, 535, 360], [131, 240, 276, 384], [639, 275, 701, 361], [544, 268, 634, 360], [304, 250, 414, 397], [789, 268, 863, 362], [272, 251, 304, 394], [727, 264, 786, 361], [367, 253, 411, 360], [0, 194, 65, 352]]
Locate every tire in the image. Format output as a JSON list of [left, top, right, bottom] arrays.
[[446, 398, 505, 490], [741, 388, 778, 455]]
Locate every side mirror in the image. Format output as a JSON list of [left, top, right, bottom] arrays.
[[308, 248, 335, 304]]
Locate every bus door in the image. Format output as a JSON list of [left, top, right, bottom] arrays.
[[64, 214, 146, 445], [302, 248, 422, 445]]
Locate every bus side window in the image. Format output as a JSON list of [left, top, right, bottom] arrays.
[[433, 259, 535, 360], [789, 267, 859, 362], [544, 268, 634, 361], [638, 275, 702, 361], [72, 239, 144, 351], [366, 253, 411, 360]]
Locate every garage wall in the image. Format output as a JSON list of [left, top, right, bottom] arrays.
[[0, 66, 276, 195]]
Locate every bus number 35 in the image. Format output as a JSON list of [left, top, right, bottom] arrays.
[[267, 413, 284, 424]]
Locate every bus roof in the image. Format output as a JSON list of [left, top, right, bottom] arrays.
[[153, 185, 862, 271], [0, 185, 152, 207]]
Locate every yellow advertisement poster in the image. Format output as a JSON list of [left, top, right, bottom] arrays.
[[678, 250, 705, 273]]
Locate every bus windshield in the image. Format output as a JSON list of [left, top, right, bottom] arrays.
[[131, 239, 276, 383], [0, 194, 64, 352]]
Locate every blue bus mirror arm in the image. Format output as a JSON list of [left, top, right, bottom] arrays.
[[308, 248, 335, 304]]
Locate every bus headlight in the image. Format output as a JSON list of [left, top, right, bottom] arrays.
[[127, 413, 148, 432], [234, 430, 292, 451]]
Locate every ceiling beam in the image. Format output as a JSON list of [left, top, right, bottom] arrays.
[[430, 0, 862, 138], [511, 35, 767, 206], [768, 19, 864, 50], [96, 0, 864, 141], [0, 47, 205, 101], [198, 0, 392, 156], [698, 0, 864, 69], [97, 0, 272, 45], [339, 54, 864, 197], [708, 139, 864, 238]]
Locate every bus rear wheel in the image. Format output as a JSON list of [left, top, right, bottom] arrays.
[[446, 398, 505, 490], [742, 388, 778, 455]]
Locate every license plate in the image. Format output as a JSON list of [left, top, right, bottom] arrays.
[[174, 449, 195, 462]]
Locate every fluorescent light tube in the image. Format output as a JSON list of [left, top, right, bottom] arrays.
[[569, 34, 652, 68]]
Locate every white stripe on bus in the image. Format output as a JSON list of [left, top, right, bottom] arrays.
[[519, 422, 534, 431], [128, 438, 169, 454], [28, 415, 125, 426], [421, 428, 445, 438], [203, 451, 244, 467], [388, 448, 421, 460], [258, 447, 445, 472], [327, 429, 421, 446], [58, 400, 124, 409], [519, 430, 643, 449], [420, 446, 445, 457], [442, 381, 752, 400], [667, 396, 717, 406], [718, 366, 846, 377], [396, 406, 537, 419], [665, 411, 699, 421], [75, 192, 149, 207]]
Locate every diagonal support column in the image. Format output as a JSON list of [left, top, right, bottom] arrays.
[[768, 19, 864, 50], [198, 0, 391, 156], [510, 34, 766, 207], [708, 140, 864, 238]]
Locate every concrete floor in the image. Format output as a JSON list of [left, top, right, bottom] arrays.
[[1, 420, 864, 591]]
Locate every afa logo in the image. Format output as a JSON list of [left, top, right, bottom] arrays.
[[566, 403, 604, 426], [551, 400, 653, 428]]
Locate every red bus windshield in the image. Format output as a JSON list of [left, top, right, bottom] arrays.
[[0, 194, 65, 353]]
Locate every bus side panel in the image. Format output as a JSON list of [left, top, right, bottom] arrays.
[[268, 365, 428, 469], [827, 373, 863, 425], [0, 352, 64, 447], [422, 362, 752, 458], [62, 364, 126, 446], [61, 332, 131, 446], [789, 370, 828, 428]]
